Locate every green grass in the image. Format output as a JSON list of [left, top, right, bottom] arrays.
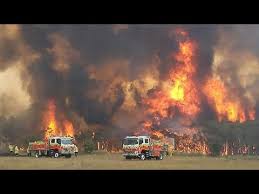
[[1, 152, 259, 169]]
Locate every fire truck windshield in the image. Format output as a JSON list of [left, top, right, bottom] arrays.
[[123, 138, 138, 145], [61, 139, 72, 145]]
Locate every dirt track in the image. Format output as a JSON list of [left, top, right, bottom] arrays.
[[1, 152, 259, 169]]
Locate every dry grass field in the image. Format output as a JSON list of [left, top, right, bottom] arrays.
[[1, 152, 259, 169]]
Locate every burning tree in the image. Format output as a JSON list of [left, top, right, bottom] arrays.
[[130, 28, 257, 156], [0, 25, 258, 157], [203, 77, 255, 123], [132, 29, 211, 155], [42, 99, 75, 138]]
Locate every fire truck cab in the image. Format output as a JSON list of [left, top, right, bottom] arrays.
[[47, 136, 75, 158], [122, 136, 164, 160], [28, 136, 76, 158]]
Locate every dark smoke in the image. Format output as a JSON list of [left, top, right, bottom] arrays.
[[187, 25, 219, 80], [0, 24, 259, 150]]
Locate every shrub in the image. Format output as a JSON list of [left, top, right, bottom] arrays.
[[24, 136, 40, 145], [84, 138, 95, 153], [209, 143, 221, 156]]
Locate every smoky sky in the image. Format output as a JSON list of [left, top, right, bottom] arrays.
[[1, 24, 259, 144], [186, 25, 219, 80], [17, 25, 224, 126]]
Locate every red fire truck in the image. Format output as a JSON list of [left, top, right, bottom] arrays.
[[27, 136, 76, 158], [122, 136, 165, 160]]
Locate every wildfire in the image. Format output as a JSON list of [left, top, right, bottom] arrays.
[[168, 30, 200, 116], [144, 29, 200, 119], [135, 125, 210, 155], [152, 130, 165, 139], [143, 28, 256, 127], [249, 109, 255, 121], [134, 122, 165, 140], [203, 77, 255, 123], [63, 120, 75, 137], [43, 99, 75, 138], [175, 134, 210, 155], [169, 80, 184, 101], [43, 100, 60, 138], [137, 30, 212, 155], [143, 120, 152, 128]]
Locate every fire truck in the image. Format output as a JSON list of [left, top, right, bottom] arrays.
[[27, 136, 76, 158], [122, 136, 165, 160]]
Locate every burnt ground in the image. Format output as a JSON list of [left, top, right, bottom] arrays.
[[1, 151, 259, 169]]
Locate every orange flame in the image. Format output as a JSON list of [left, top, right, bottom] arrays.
[[135, 126, 210, 154], [63, 120, 74, 137], [138, 30, 210, 155], [144, 29, 200, 119], [173, 127, 210, 154], [43, 99, 75, 138], [203, 78, 255, 123], [249, 109, 255, 121], [143, 120, 152, 128], [169, 31, 200, 116], [43, 100, 60, 138], [152, 131, 164, 139], [134, 127, 164, 140]]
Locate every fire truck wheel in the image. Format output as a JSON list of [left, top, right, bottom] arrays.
[[156, 154, 163, 160], [54, 152, 59, 158], [159, 154, 163, 160], [49, 150, 54, 157], [140, 153, 146, 160]]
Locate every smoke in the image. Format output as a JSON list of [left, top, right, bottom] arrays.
[[47, 33, 80, 73], [1, 24, 259, 147], [0, 25, 39, 118], [0, 24, 218, 140], [212, 25, 259, 113]]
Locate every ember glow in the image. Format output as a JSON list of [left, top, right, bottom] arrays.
[[43, 99, 75, 138], [176, 135, 210, 155]]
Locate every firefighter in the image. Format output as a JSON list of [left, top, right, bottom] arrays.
[[27, 146, 31, 156], [74, 144, 78, 157], [245, 145, 249, 155], [252, 145, 256, 155], [14, 145, 19, 156], [8, 144, 14, 155], [167, 144, 173, 156]]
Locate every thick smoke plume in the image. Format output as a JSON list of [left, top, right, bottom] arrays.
[[0, 24, 258, 149]]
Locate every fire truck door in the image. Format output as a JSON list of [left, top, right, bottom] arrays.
[[148, 138, 153, 154]]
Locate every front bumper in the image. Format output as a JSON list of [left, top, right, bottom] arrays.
[[61, 150, 74, 155], [123, 153, 140, 157]]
